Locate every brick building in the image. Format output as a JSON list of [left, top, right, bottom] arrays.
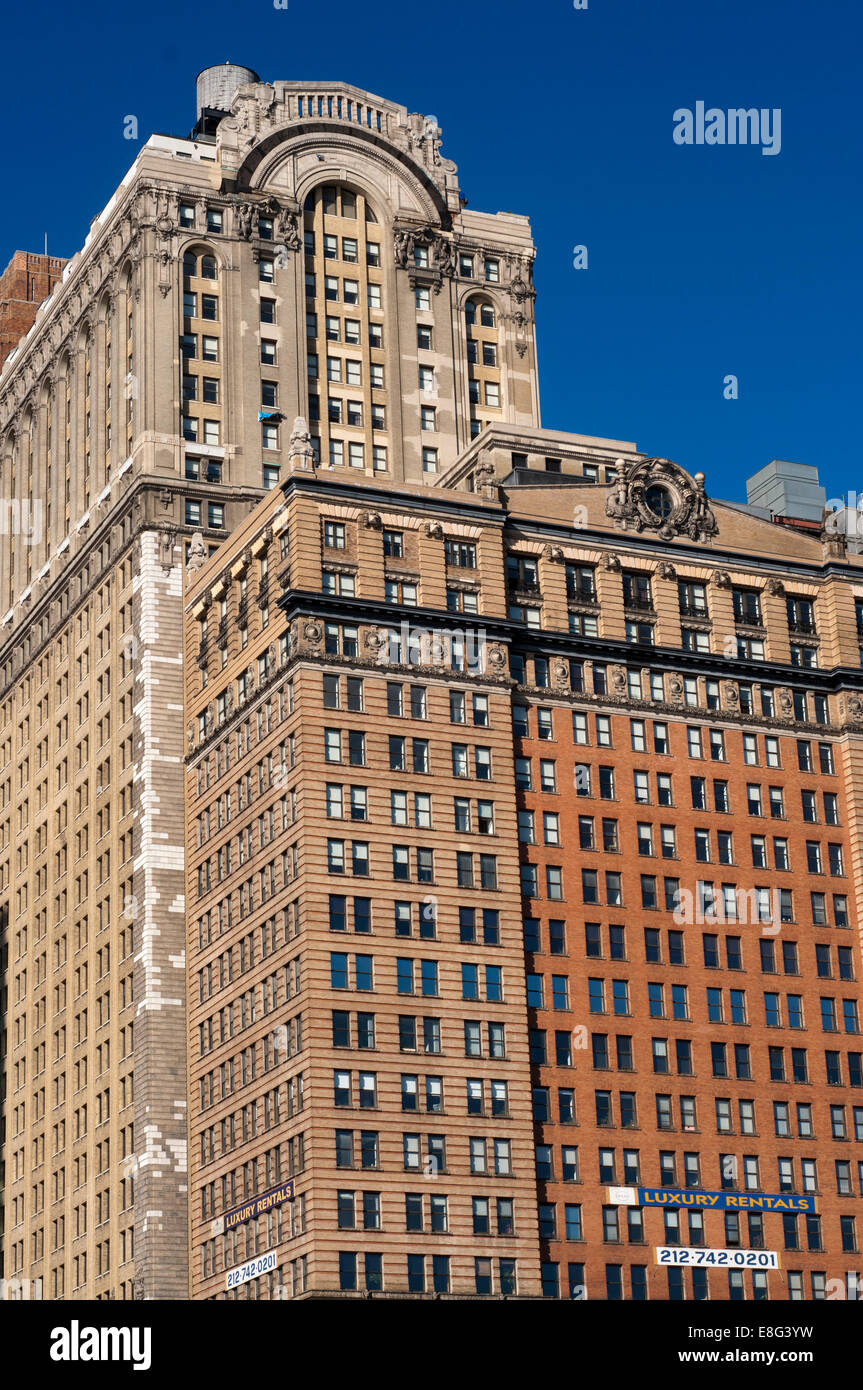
[[0, 252, 65, 369], [184, 424, 863, 1300]]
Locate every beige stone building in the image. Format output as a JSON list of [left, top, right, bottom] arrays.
[[0, 66, 541, 1300]]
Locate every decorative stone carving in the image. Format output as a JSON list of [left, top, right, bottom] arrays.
[[776, 687, 793, 718], [722, 681, 740, 709], [766, 578, 785, 597], [423, 520, 444, 540], [846, 694, 863, 724], [235, 201, 255, 238], [602, 553, 621, 572], [657, 562, 677, 579], [552, 658, 570, 690], [712, 569, 731, 588], [474, 458, 497, 497], [157, 526, 177, 572], [668, 674, 684, 703], [360, 510, 383, 530], [393, 224, 454, 274], [187, 722, 195, 754], [364, 628, 385, 656], [610, 664, 627, 695], [606, 457, 718, 543], [504, 308, 530, 357], [485, 643, 507, 673], [543, 545, 564, 563], [509, 258, 536, 303], [302, 619, 323, 648], [288, 416, 316, 462], [276, 207, 302, 252]]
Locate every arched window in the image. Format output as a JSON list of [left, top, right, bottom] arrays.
[[466, 298, 495, 328], [183, 249, 219, 280], [302, 182, 388, 480], [465, 296, 501, 439]]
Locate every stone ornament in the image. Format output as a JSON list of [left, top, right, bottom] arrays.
[[610, 664, 628, 695], [543, 545, 565, 563], [657, 562, 677, 579], [360, 510, 383, 530], [186, 533, 208, 572], [485, 643, 507, 672], [158, 527, 177, 573], [552, 658, 570, 690], [423, 520, 444, 540], [288, 416, 316, 461], [777, 687, 794, 717], [766, 578, 785, 597], [393, 225, 455, 275], [845, 694, 863, 723], [606, 457, 718, 543], [723, 681, 739, 709], [602, 553, 621, 572], [712, 570, 731, 588], [509, 260, 536, 304]]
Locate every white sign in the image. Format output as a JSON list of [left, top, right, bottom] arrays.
[[608, 1186, 637, 1206], [656, 1246, 780, 1270], [226, 1249, 278, 1289]]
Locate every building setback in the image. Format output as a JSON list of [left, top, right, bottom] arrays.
[[2, 64, 863, 1303], [184, 424, 863, 1300]]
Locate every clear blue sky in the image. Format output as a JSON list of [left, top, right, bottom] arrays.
[[3, 0, 860, 505]]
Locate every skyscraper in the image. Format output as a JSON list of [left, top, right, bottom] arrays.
[[3, 65, 863, 1304]]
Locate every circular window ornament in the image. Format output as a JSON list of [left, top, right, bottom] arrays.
[[606, 459, 718, 543], [645, 484, 674, 521]]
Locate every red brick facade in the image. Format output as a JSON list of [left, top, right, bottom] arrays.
[[0, 251, 65, 368]]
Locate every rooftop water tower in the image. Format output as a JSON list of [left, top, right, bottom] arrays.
[[193, 62, 260, 138]]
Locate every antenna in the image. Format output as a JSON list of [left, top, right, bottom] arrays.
[[44, 233, 48, 256]]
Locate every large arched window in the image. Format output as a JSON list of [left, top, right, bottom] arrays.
[[180, 246, 223, 466], [302, 183, 389, 477], [464, 295, 501, 439]]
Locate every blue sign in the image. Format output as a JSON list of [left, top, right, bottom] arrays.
[[635, 1187, 816, 1213], [223, 1180, 295, 1232]]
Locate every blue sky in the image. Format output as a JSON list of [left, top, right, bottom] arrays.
[[2, 0, 860, 504]]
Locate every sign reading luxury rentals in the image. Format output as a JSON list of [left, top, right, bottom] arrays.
[[607, 1186, 816, 1213], [211, 1179, 295, 1237]]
